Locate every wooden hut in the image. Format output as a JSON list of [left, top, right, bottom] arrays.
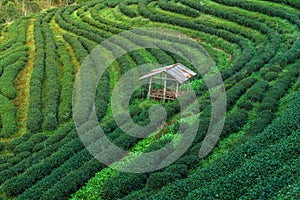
[[139, 63, 196, 103]]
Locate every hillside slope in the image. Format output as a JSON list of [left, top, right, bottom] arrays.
[[0, 0, 299, 199]]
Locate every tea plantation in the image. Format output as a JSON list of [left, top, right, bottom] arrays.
[[0, 0, 299, 199]]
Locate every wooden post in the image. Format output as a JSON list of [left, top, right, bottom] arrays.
[[148, 77, 152, 100], [175, 81, 179, 97], [163, 73, 167, 103], [160, 73, 163, 87]]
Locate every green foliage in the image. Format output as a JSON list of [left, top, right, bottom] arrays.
[[0, 0, 99, 23], [146, 172, 181, 189], [247, 63, 299, 135], [1, 138, 84, 196], [27, 17, 45, 133], [56, 40, 75, 123], [150, 91, 300, 199], [56, 7, 106, 44], [263, 71, 279, 81], [222, 109, 248, 137], [226, 77, 257, 109], [0, 142, 4, 151], [119, 3, 138, 18], [6, 137, 28, 151], [90, 4, 131, 30], [186, 132, 300, 199], [158, 0, 199, 18], [0, 125, 75, 186], [42, 24, 59, 131], [0, 0, 299, 199], [240, 157, 300, 199], [62, 33, 88, 63], [246, 80, 270, 102], [0, 94, 18, 137], [0, 47, 28, 76], [32, 123, 74, 152], [213, 0, 300, 27], [39, 158, 102, 199], [148, 48, 174, 66], [14, 141, 35, 154], [0, 2, 20, 23], [165, 164, 188, 178], [29, 133, 47, 143], [0, 117, 2, 131], [237, 99, 253, 111], [17, 149, 93, 199], [176, 155, 199, 169], [95, 70, 110, 121], [102, 173, 147, 199], [0, 59, 27, 99], [275, 182, 300, 199]]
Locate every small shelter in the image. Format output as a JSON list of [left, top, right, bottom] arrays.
[[139, 63, 196, 103]]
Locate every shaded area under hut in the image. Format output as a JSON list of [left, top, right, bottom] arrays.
[[139, 63, 196, 103]]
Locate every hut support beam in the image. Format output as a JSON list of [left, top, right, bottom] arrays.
[[153, 77, 177, 81], [175, 82, 179, 97], [163, 73, 167, 103], [148, 77, 152, 100]]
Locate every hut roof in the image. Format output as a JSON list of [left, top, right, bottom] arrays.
[[139, 63, 196, 84]]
